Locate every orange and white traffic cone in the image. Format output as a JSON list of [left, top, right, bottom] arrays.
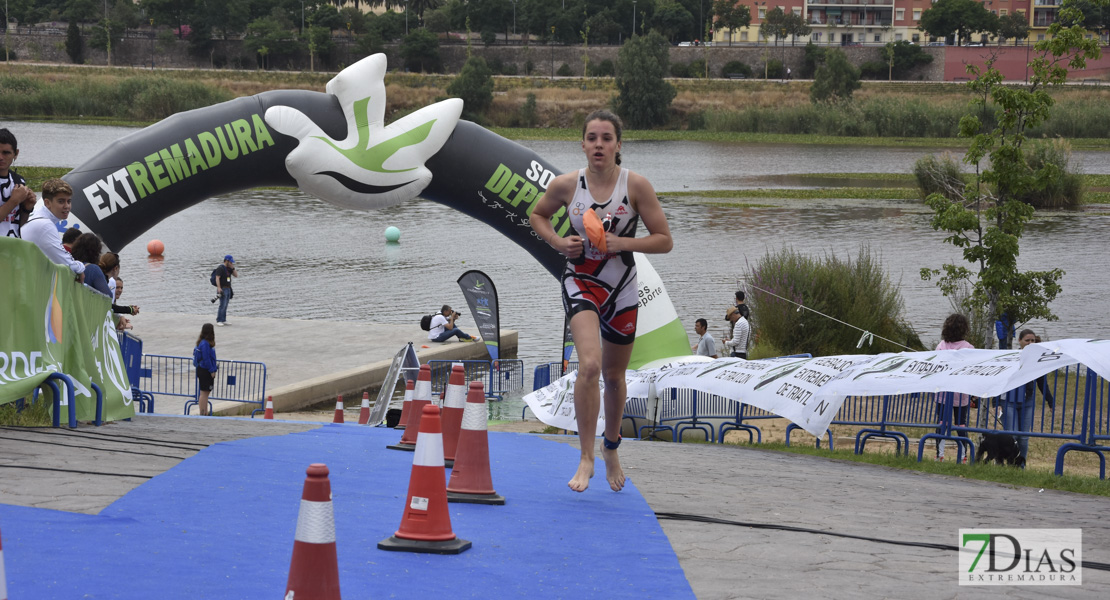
[[447, 381, 505, 505], [395, 379, 415, 430], [441, 363, 468, 468], [378, 405, 472, 555], [263, 396, 275, 420], [388, 365, 432, 451], [285, 464, 341, 600], [1, 524, 7, 600], [357, 392, 371, 425], [332, 395, 344, 424]]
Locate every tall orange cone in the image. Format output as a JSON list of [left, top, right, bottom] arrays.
[[1, 524, 7, 600], [447, 381, 505, 505], [357, 392, 371, 425], [285, 464, 341, 600], [441, 363, 468, 468], [332, 395, 344, 424], [394, 379, 415, 430], [378, 405, 472, 555], [388, 365, 432, 451], [263, 395, 275, 420]]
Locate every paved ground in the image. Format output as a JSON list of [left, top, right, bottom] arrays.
[[2, 416, 1105, 598], [125, 312, 511, 414]]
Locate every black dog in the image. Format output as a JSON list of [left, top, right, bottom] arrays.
[[977, 433, 1024, 466]]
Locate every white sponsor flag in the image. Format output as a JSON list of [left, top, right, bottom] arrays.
[[522, 339, 1110, 437]]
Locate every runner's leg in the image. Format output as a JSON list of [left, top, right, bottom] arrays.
[[568, 310, 602, 492]]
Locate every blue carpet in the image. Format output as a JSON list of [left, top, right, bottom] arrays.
[[0, 426, 693, 599]]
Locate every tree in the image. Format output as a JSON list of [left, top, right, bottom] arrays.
[[244, 14, 302, 70], [920, 6, 1102, 348], [712, 0, 751, 47], [759, 7, 788, 45], [614, 30, 675, 128], [65, 0, 99, 23], [400, 27, 441, 72], [304, 25, 334, 71], [918, 0, 995, 45], [654, 0, 694, 43], [783, 12, 811, 46], [446, 56, 494, 117], [882, 40, 934, 79], [809, 49, 860, 103], [141, 0, 198, 39], [1062, 0, 1110, 40], [996, 13, 1030, 46], [65, 19, 84, 64]]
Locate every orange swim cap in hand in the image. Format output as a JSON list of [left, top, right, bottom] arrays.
[[582, 210, 607, 253]]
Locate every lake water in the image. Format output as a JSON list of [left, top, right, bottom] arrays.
[[8, 121, 1110, 412]]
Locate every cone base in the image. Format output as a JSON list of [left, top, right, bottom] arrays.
[[386, 442, 416, 452], [378, 535, 472, 555], [446, 490, 505, 505], [394, 424, 407, 430]]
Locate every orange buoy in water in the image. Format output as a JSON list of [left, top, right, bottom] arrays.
[[147, 239, 165, 256]]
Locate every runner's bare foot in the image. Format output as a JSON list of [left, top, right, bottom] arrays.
[[602, 446, 625, 492], [568, 457, 594, 492]]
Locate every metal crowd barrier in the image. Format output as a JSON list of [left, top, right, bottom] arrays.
[[532, 361, 580, 390], [428, 359, 526, 401], [638, 363, 1109, 478], [139, 354, 268, 415]]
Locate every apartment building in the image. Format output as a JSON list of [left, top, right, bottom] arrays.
[[714, 0, 1044, 46]]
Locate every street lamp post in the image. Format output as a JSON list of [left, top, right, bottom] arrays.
[[4, 0, 10, 65], [149, 18, 154, 70], [403, 1, 408, 36], [632, 1, 637, 36], [512, 0, 517, 36], [299, 1, 304, 35]]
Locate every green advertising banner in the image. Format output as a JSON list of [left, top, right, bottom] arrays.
[[0, 237, 135, 422]]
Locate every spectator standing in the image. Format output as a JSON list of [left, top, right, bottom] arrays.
[[20, 179, 85, 278], [934, 313, 974, 462], [734, 290, 751, 321], [213, 255, 238, 326], [0, 128, 36, 239], [1005, 329, 1055, 466], [722, 307, 750, 359], [192, 323, 218, 416], [428, 304, 479, 342], [693, 318, 717, 358]]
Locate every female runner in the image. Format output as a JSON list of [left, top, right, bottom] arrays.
[[530, 110, 673, 492]]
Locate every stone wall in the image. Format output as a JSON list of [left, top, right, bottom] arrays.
[[3, 30, 944, 82]]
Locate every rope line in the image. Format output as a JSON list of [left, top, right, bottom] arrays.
[[745, 282, 922, 352]]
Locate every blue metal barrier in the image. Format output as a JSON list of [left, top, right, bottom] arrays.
[[140, 354, 267, 415], [119, 332, 154, 413], [428, 359, 525, 400], [532, 361, 579, 391]]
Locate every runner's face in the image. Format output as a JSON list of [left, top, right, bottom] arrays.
[[0, 143, 16, 176], [1019, 334, 1036, 348], [45, 193, 72, 221], [581, 120, 620, 170]]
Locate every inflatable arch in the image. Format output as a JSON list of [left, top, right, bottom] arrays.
[[62, 54, 689, 368]]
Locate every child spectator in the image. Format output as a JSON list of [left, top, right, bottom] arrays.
[[934, 313, 974, 462], [193, 323, 218, 416]]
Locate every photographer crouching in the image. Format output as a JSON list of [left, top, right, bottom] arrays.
[[428, 304, 480, 343]]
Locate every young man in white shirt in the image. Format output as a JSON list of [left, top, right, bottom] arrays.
[[21, 179, 85, 279]]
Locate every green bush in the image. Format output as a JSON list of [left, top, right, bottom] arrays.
[[520, 92, 538, 127], [801, 42, 826, 78], [524, 59, 535, 75], [745, 245, 921, 356], [613, 31, 675, 128], [556, 63, 573, 76], [762, 59, 784, 79], [669, 61, 690, 78], [688, 58, 707, 78], [593, 59, 615, 77], [810, 49, 860, 103], [859, 61, 887, 80], [0, 46, 16, 61], [481, 29, 497, 46], [913, 152, 966, 202], [720, 61, 752, 78], [1020, 139, 1084, 209], [446, 56, 494, 117]]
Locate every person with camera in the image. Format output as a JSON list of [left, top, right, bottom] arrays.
[[427, 304, 479, 343], [213, 255, 238, 326]]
